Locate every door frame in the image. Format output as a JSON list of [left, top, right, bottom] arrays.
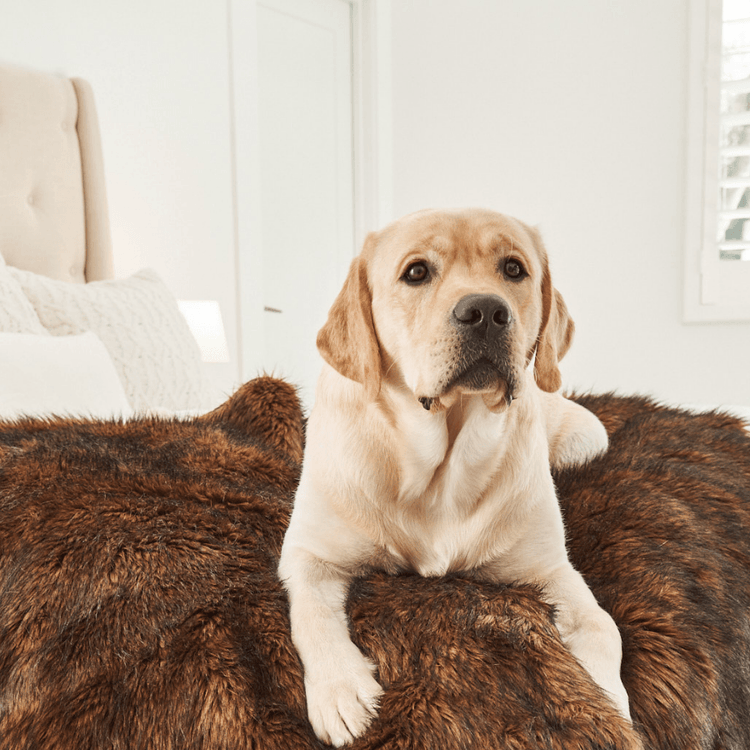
[[227, 0, 393, 382]]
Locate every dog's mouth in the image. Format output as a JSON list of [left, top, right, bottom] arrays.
[[446, 357, 505, 392], [418, 356, 517, 412]]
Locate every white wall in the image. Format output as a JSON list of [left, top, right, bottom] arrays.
[[0, 0, 240, 399], [4, 0, 748, 407], [390, 0, 750, 406]]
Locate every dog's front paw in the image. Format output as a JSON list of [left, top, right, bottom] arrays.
[[305, 652, 383, 747], [546, 396, 609, 469]]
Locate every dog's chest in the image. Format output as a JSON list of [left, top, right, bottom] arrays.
[[384, 486, 517, 577], [382, 408, 527, 576]]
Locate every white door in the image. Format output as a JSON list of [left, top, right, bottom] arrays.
[[256, 0, 355, 407]]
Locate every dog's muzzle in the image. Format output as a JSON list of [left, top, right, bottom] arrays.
[[417, 294, 519, 411], [447, 293, 517, 399]]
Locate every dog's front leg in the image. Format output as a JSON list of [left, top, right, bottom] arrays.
[[279, 547, 383, 746], [543, 563, 631, 721], [489, 492, 631, 723]]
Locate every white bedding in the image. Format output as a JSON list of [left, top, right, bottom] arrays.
[[0, 331, 133, 420], [0, 257, 48, 335], [0, 254, 222, 420]]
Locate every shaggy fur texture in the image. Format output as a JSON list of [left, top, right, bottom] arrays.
[[0, 378, 748, 749]]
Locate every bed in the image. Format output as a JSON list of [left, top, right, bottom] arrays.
[[2, 63, 750, 750], [0, 63, 220, 421]]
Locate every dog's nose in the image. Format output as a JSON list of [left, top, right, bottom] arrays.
[[452, 294, 512, 333]]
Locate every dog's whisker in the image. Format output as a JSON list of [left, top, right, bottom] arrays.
[[384, 361, 398, 379]]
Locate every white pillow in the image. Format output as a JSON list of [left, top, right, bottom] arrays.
[[0, 259, 49, 335], [8, 267, 221, 413], [0, 331, 133, 420]]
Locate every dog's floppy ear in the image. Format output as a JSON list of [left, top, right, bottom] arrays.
[[316, 235, 382, 398], [534, 247, 575, 394]]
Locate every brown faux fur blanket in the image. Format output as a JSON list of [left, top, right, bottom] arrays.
[[0, 377, 749, 749]]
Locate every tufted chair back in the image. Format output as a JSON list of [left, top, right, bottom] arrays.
[[0, 63, 113, 282]]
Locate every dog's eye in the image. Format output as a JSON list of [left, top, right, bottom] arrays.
[[503, 258, 526, 280], [402, 261, 431, 285]]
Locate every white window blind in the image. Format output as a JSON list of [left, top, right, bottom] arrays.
[[718, 1, 750, 261], [685, 0, 750, 321]]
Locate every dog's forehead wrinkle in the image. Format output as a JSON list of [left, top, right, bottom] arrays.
[[428, 235, 454, 253], [389, 236, 452, 276], [381, 219, 539, 282], [418, 236, 532, 275]]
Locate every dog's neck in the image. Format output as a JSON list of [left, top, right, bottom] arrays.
[[372, 374, 542, 505], [381, 382, 506, 446], [315, 364, 545, 491]]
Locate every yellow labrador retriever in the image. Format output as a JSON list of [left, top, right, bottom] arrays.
[[279, 208, 630, 746]]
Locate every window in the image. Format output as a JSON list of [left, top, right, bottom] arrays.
[[685, 0, 750, 321]]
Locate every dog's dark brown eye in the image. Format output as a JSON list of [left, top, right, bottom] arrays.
[[403, 261, 430, 285], [503, 258, 526, 280]]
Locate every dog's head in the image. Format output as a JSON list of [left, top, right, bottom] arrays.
[[317, 208, 573, 411]]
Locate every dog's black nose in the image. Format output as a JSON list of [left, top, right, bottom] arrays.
[[453, 294, 512, 333]]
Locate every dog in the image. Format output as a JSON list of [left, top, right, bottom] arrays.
[[278, 208, 630, 746]]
